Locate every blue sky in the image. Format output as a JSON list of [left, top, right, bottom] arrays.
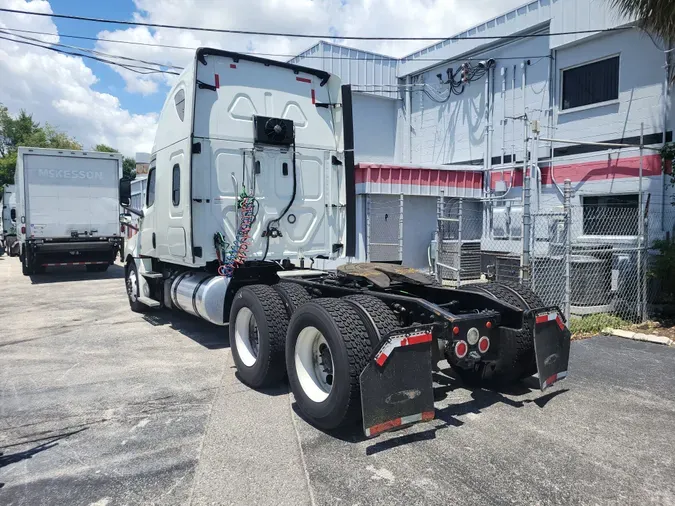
[[51, 0, 168, 115]]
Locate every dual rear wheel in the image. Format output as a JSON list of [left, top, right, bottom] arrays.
[[229, 285, 400, 430]]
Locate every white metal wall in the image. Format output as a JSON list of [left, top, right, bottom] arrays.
[[289, 41, 398, 98]]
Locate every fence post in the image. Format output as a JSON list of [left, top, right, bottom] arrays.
[[436, 190, 445, 283], [457, 197, 463, 286], [521, 124, 532, 284], [398, 194, 404, 264], [638, 123, 645, 322], [563, 179, 572, 321]]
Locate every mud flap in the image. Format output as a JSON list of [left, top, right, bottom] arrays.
[[359, 325, 435, 438], [529, 308, 572, 391]]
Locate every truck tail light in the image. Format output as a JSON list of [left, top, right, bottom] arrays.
[[478, 336, 490, 354], [454, 340, 468, 359], [21, 225, 26, 234]]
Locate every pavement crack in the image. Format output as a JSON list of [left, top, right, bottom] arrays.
[[289, 394, 317, 506]]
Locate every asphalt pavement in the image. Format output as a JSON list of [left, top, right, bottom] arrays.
[[1, 255, 674, 506]]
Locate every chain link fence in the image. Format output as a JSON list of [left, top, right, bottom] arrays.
[[436, 189, 675, 324]]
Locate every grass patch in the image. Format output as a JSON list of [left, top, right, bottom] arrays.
[[568, 313, 632, 335]]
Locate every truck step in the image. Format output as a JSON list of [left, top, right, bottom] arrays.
[[138, 296, 161, 308], [142, 271, 163, 279]]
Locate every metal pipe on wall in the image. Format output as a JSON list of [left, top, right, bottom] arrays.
[[501, 67, 507, 165], [512, 65, 517, 162], [662, 51, 671, 231], [406, 75, 412, 163]]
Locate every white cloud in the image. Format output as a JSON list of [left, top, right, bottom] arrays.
[[0, 0, 527, 157], [96, 0, 527, 95], [0, 0, 157, 156]]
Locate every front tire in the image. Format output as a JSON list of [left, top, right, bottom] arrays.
[[229, 285, 289, 388], [125, 261, 147, 313], [286, 299, 372, 430]]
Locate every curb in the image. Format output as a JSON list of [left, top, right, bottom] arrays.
[[602, 328, 675, 347]]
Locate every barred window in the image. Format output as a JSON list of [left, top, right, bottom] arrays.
[[562, 56, 619, 110], [582, 194, 638, 236]]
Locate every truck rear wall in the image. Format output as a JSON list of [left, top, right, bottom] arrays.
[[23, 154, 120, 238]]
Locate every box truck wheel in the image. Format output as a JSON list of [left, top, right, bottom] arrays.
[[229, 285, 289, 388], [453, 281, 544, 386], [21, 250, 34, 276], [125, 262, 147, 313], [285, 299, 372, 430]]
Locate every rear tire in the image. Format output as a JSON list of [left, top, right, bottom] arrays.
[[286, 298, 372, 430], [453, 282, 543, 386], [125, 262, 147, 313], [229, 285, 289, 388], [273, 282, 312, 317], [343, 294, 400, 346]]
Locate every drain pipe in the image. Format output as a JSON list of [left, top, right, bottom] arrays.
[[406, 75, 413, 163], [501, 66, 507, 165]]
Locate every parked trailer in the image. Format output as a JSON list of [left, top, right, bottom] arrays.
[[1, 184, 19, 256], [120, 48, 571, 436], [15, 147, 124, 275]]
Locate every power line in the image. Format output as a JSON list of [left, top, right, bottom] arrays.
[[0, 29, 182, 69], [0, 26, 554, 62], [0, 7, 632, 41], [0, 34, 180, 75]]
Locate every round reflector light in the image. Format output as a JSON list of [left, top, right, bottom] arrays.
[[467, 327, 480, 345], [452, 326, 460, 335], [478, 336, 490, 354], [486, 321, 493, 329], [454, 340, 468, 359]]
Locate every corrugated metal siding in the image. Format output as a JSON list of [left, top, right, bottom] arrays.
[[355, 163, 483, 197], [398, 0, 553, 77], [289, 41, 398, 98]]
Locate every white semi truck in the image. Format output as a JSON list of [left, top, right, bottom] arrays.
[[15, 147, 124, 275], [120, 48, 571, 437], [1, 184, 18, 256]]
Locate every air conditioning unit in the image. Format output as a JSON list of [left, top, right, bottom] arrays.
[[492, 207, 508, 239], [253, 116, 295, 146]]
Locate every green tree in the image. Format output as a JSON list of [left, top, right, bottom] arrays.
[[607, 0, 675, 50], [123, 157, 136, 180], [0, 104, 82, 186], [93, 144, 136, 179]]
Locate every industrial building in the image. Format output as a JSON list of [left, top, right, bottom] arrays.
[[289, 0, 673, 299]]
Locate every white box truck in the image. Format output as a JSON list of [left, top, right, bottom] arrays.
[[1, 184, 19, 256], [15, 147, 123, 275], [119, 48, 571, 438]]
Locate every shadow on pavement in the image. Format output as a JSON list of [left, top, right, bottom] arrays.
[[142, 310, 230, 350], [29, 264, 124, 284]]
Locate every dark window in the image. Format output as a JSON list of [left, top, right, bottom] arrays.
[[10, 209, 16, 221], [582, 194, 638, 235], [562, 56, 619, 110], [172, 164, 180, 206], [175, 89, 185, 122], [146, 168, 156, 207]]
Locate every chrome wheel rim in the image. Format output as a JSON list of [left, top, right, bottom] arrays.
[[294, 327, 334, 403]]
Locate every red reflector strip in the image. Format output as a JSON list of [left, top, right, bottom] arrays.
[[543, 371, 568, 388], [555, 315, 565, 331], [42, 261, 108, 266], [365, 410, 435, 437], [536, 312, 558, 325], [296, 76, 311, 83], [230, 64, 236, 69], [214, 74, 220, 88], [374, 331, 432, 367], [311, 89, 315, 104]]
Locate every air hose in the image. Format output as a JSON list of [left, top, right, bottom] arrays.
[[215, 188, 257, 277]]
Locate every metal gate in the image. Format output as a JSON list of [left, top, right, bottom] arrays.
[[367, 194, 403, 262]]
